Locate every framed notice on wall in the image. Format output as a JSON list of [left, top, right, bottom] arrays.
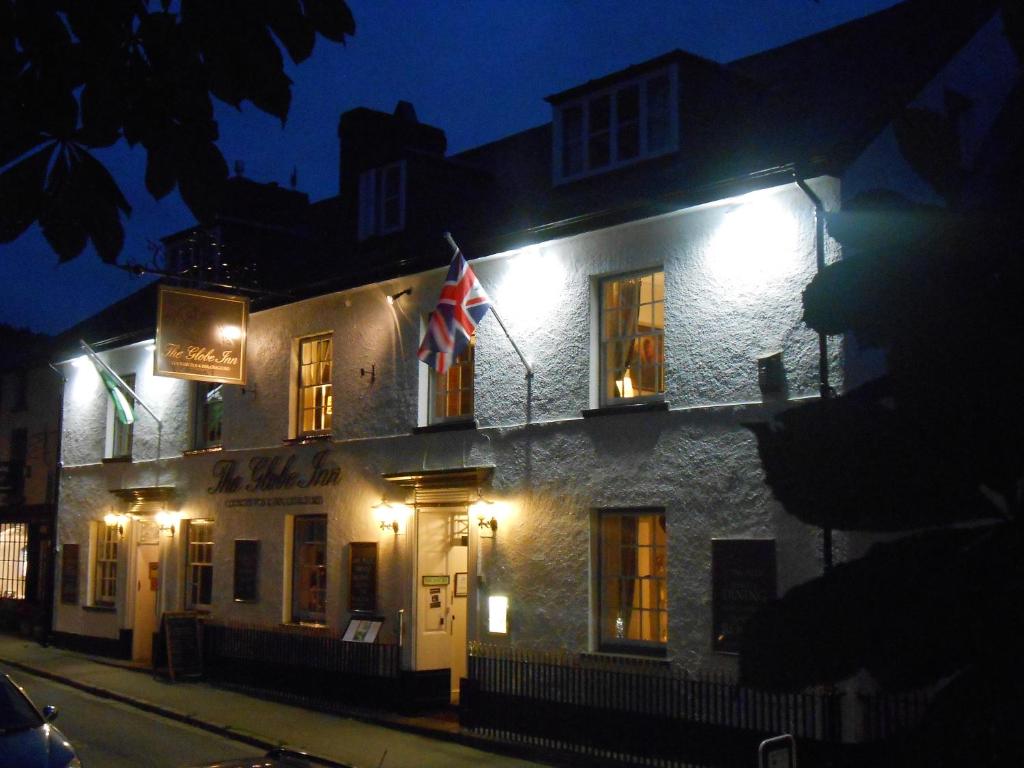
[[60, 544, 79, 605], [233, 540, 259, 602], [711, 539, 777, 655], [348, 542, 378, 612]]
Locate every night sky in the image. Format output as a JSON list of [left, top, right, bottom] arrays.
[[0, 0, 898, 335]]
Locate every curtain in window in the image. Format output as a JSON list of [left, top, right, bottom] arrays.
[[610, 278, 641, 396]]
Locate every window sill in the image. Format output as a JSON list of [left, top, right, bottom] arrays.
[[583, 649, 671, 664], [282, 433, 333, 446], [82, 604, 116, 613], [413, 418, 479, 434], [101, 456, 132, 464], [581, 401, 669, 418], [282, 621, 329, 630], [183, 446, 223, 457]]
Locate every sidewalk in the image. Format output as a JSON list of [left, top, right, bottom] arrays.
[[0, 634, 550, 768]]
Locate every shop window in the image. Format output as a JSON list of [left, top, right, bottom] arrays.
[[429, 335, 475, 423], [193, 382, 223, 450], [186, 519, 214, 610], [555, 68, 677, 183], [94, 522, 119, 606], [291, 515, 326, 624], [599, 270, 665, 405], [0, 522, 28, 600], [358, 161, 406, 240], [596, 509, 668, 653], [107, 373, 135, 459], [297, 334, 333, 436]]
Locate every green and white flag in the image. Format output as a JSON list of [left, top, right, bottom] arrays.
[[81, 342, 136, 425]]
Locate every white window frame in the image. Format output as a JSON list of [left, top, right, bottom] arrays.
[[598, 268, 666, 407], [594, 508, 668, 654], [553, 66, 679, 185], [185, 519, 214, 611], [92, 521, 119, 606], [358, 160, 407, 240], [105, 372, 135, 459], [290, 514, 327, 625], [428, 335, 475, 424], [296, 333, 333, 437]]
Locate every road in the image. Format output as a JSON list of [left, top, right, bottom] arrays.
[[1, 663, 265, 768]]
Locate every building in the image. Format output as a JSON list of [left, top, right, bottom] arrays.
[[49, 0, 1015, 737]]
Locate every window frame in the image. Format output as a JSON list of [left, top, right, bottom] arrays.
[[598, 268, 666, 407], [290, 514, 327, 625], [94, 522, 119, 606], [428, 334, 475, 425], [107, 372, 135, 460], [296, 333, 333, 438], [0, 522, 29, 600], [192, 381, 224, 450], [185, 519, 214, 611], [358, 160, 407, 240], [594, 507, 669, 656], [553, 66, 678, 184]]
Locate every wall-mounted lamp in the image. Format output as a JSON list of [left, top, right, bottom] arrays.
[[155, 510, 180, 535], [360, 363, 376, 383], [386, 288, 412, 305], [103, 512, 128, 538], [473, 488, 497, 537], [373, 497, 404, 534]]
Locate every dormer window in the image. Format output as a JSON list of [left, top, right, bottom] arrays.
[[358, 161, 406, 240], [554, 67, 677, 184]]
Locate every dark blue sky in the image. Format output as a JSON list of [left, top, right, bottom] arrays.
[[0, 0, 897, 335]]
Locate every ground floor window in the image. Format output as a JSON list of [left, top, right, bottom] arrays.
[[0, 522, 28, 599], [292, 515, 327, 624], [596, 509, 668, 653], [186, 519, 214, 610], [95, 522, 119, 605]]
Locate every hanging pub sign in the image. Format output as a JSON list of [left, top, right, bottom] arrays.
[[155, 285, 249, 384]]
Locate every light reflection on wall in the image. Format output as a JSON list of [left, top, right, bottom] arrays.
[[69, 356, 99, 405], [705, 194, 801, 298], [494, 244, 567, 323]]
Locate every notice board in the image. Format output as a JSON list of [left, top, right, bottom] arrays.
[[163, 612, 203, 681], [348, 542, 378, 612], [233, 539, 260, 602], [711, 539, 777, 654], [60, 544, 79, 605]]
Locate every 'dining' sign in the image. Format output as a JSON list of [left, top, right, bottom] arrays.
[[155, 285, 249, 384]]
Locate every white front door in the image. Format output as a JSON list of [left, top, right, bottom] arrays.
[[132, 543, 159, 663]]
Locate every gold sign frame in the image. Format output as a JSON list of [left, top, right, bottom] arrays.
[[155, 285, 249, 384]]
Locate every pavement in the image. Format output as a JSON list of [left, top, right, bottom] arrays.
[[0, 633, 551, 768]]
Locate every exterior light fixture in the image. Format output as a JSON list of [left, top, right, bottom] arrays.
[[103, 512, 127, 537], [373, 497, 403, 534], [473, 488, 497, 536], [155, 510, 179, 535], [386, 288, 412, 305], [488, 595, 509, 634]]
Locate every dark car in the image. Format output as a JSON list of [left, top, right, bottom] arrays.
[[0, 672, 81, 768], [187, 748, 341, 768]]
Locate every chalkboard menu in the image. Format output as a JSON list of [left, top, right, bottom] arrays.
[[348, 542, 378, 612], [60, 544, 79, 605], [233, 539, 259, 602], [163, 612, 203, 681], [712, 539, 777, 655]]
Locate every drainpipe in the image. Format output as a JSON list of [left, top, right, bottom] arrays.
[[794, 175, 834, 575], [45, 363, 67, 645]]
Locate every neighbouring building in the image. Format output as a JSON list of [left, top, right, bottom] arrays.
[[48, 0, 1017, 751]]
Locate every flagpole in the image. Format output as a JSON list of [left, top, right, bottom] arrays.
[[444, 232, 534, 378], [80, 340, 162, 426]]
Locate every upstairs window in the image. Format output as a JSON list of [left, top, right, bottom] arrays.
[[107, 373, 135, 459], [429, 335, 475, 424], [297, 334, 333, 436], [193, 382, 223, 450], [555, 68, 677, 183], [358, 161, 406, 240], [600, 270, 665, 405]]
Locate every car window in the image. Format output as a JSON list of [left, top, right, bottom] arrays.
[[0, 676, 44, 732]]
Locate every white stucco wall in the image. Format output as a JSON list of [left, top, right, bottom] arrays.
[[54, 176, 847, 672]]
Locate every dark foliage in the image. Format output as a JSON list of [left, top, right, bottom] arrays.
[[0, 0, 354, 263]]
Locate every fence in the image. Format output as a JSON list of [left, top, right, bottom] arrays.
[[461, 642, 846, 768], [202, 621, 402, 708]]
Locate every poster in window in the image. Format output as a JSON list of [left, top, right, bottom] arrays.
[[711, 539, 777, 655], [60, 544, 79, 604], [348, 542, 378, 612], [233, 540, 259, 602], [155, 285, 249, 384]]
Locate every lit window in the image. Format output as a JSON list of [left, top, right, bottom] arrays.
[[291, 515, 326, 624], [0, 522, 28, 600], [109, 373, 135, 459], [600, 270, 665, 404], [358, 161, 406, 240], [556, 68, 677, 183], [597, 510, 668, 652], [186, 520, 214, 610], [429, 335, 474, 423], [194, 382, 223, 450], [298, 334, 332, 436], [95, 522, 119, 606]]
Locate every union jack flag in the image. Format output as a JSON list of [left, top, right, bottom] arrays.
[[417, 248, 491, 373]]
